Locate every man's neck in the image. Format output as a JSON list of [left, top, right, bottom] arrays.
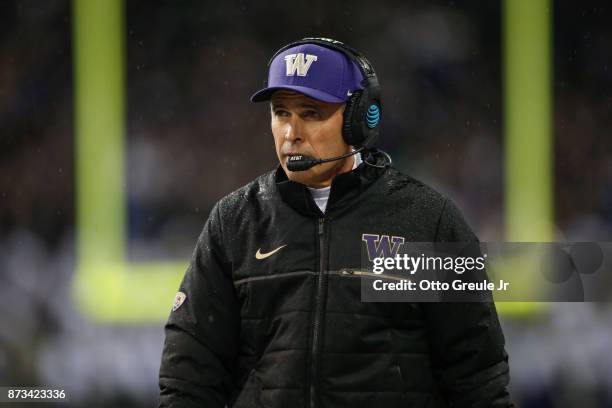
[[306, 149, 361, 189]]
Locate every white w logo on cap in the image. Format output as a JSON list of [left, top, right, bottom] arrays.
[[284, 53, 318, 76]]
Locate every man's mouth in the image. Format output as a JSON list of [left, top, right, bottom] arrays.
[[285, 152, 304, 158]]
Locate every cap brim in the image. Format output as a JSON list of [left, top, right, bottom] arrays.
[[250, 86, 346, 103]]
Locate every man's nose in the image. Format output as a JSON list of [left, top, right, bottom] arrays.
[[284, 116, 303, 142]]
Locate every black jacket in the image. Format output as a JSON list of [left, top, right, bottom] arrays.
[[159, 151, 513, 408]]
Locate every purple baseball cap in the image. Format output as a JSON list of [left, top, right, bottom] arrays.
[[250, 43, 364, 103]]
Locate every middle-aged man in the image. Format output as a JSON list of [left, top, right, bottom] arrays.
[[159, 37, 513, 408]]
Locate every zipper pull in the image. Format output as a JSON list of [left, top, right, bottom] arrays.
[[318, 218, 325, 235]]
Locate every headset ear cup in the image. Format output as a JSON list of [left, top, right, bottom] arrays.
[[342, 92, 362, 146], [361, 99, 381, 148]]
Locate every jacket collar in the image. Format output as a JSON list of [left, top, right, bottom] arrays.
[[274, 150, 389, 217]]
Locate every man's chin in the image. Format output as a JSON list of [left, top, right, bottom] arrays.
[[285, 168, 312, 183], [283, 166, 321, 187]]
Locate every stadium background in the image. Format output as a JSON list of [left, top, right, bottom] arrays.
[[1, 0, 611, 406]]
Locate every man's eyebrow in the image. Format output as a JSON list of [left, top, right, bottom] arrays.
[[270, 102, 323, 110], [298, 103, 320, 109]]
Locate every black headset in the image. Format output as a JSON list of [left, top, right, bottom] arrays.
[[267, 37, 382, 149]]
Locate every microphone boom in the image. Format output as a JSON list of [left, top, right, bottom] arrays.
[[287, 147, 364, 172]]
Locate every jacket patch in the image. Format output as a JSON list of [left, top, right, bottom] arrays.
[[362, 234, 405, 261], [172, 292, 187, 311], [255, 244, 287, 260]]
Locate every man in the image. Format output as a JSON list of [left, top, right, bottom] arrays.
[[159, 38, 513, 408]]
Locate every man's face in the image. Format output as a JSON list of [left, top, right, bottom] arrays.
[[270, 90, 353, 188]]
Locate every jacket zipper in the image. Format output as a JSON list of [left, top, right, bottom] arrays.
[[309, 217, 327, 408]]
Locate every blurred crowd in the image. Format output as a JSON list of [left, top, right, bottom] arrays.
[[0, 0, 611, 407]]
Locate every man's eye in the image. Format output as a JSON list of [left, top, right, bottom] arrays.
[[274, 110, 289, 117], [304, 110, 321, 119]]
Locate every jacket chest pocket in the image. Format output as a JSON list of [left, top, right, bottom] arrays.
[[326, 268, 424, 321], [235, 271, 316, 318]]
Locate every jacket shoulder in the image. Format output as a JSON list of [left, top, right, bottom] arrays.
[[380, 167, 476, 242], [214, 170, 276, 218], [381, 166, 448, 205]]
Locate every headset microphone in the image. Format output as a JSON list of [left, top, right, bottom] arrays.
[[287, 147, 364, 172]]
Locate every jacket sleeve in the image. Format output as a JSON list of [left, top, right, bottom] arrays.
[[159, 203, 239, 408], [424, 198, 514, 408]]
